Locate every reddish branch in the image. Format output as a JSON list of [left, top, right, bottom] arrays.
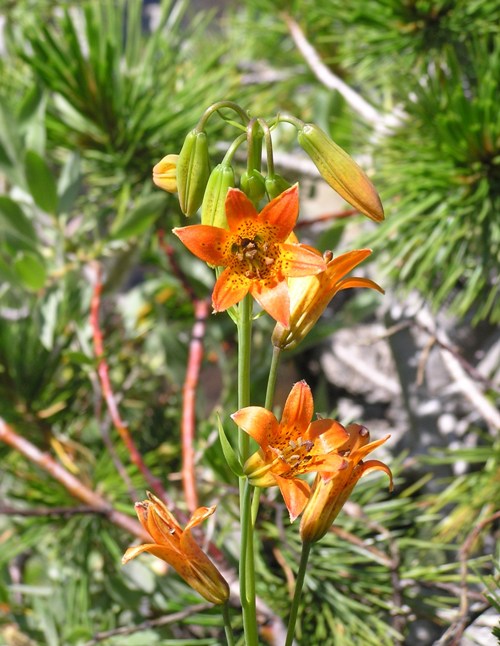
[[89, 263, 169, 503], [158, 233, 211, 513], [294, 208, 358, 229], [182, 299, 210, 512], [0, 418, 147, 541]]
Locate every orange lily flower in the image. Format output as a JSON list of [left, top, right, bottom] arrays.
[[173, 184, 326, 326], [272, 248, 384, 350], [300, 424, 392, 544], [231, 380, 350, 521], [122, 492, 229, 605]]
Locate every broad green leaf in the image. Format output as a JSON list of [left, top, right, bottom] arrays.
[[217, 415, 243, 477], [0, 196, 37, 243], [14, 251, 47, 291], [110, 194, 165, 240], [57, 152, 81, 214], [18, 84, 45, 124], [25, 150, 58, 215]]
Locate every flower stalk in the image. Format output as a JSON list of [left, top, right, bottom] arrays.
[[140, 100, 390, 644]]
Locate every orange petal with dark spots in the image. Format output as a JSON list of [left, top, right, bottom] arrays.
[[225, 187, 259, 231], [173, 225, 230, 266], [250, 276, 290, 327], [212, 267, 251, 311], [259, 184, 299, 241], [281, 243, 326, 277]]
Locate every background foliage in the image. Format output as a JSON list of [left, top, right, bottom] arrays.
[[0, 1, 498, 645]]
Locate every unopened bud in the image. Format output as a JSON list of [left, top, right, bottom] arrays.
[[152, 154, 178, 193], [177, 129, 211, 216], [298, 123, 384, 222], [240, 169, 266, 203], [265, 174, 291, 200], [201, 163, 235, 229]]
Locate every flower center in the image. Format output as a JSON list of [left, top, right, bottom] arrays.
[[231, 234, 277, 279], [270, 436, 314, 470]]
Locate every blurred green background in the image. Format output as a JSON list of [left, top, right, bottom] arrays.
[[0, 1, 498, 644]]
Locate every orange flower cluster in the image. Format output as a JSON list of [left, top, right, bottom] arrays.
[[233, 381, 392, 532]]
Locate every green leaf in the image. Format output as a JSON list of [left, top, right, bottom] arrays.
[[110, 194, 165, 240], [25, 150, 58, 215], [18, 84, 45, 124], [217, 415, 243, 477], [13, 251, 47, 291], [57, 152, 81, 214], [0, 196, 37, 244]]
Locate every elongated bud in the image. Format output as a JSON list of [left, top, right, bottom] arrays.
[[297, 123, 384, 222], [265, 174, 291, 200], [153, 154, 178, 193], [240, 169, 266, 203], [201, 163, 235, 229], [177, 129, 211, 216]]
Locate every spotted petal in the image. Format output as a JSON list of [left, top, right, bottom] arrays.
[[173, 225, 230, 266]]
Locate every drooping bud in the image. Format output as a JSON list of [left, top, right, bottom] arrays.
[[201, 163, 235, 229], [152, 154, 178, 193], [265, 174, 291, 200], [297, 123, 384, 222], [240, 169, 266, 203], [177, 129, 211, 216]]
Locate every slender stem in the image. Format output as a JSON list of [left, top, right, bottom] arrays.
[[285, 541, 312, 646], [258, 118, 275, 177], [197, 100, 250, 130], [240, 478, 258, 646], [246, 118, 263, 174], [237, 294, 253, 460], [264, 345, 282, 411], [277, 112, 305, 130], [250, 486, 261, 525], [221, 601, 236, 646], [222, 133, 247, 165], [236, 294, 258, 645]]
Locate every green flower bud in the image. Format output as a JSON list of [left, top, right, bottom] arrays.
[[265, 174, 291, 200], [201, 163, 235, 229], [240, 169, 266, 203], [177, 129, 211, 216], [297, 123, 384, 222]]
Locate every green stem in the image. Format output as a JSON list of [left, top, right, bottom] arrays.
[[285, 541, 312, 646], [240, 478, 258, 646], [277, 112, 305, 130], [264, 345, 282, 411], [251, 485, 260, 525], [221, 601, 236, 646], [246, 118, 263, 174], [237, 294, 258, 645], [237, 294, 252, 460], [197, 100, 250, 130], [222, 133, 247, 166], [258, 118, 275, 178]]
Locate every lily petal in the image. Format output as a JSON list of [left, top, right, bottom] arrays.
[[225, 187, 259, 231], [281, 243, 326, 277], [280, 381, 313, 434], [259, 184, 299, 240], [359, 459, 394, 491], [173, 225, 230, 266], [212, 267, 251, 312], [250, 277, 290, 327], [231, 407, 279, 447], [309, 419, 349, 451], [336, 276, 384, 294], [274, 474, 311, 522]]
